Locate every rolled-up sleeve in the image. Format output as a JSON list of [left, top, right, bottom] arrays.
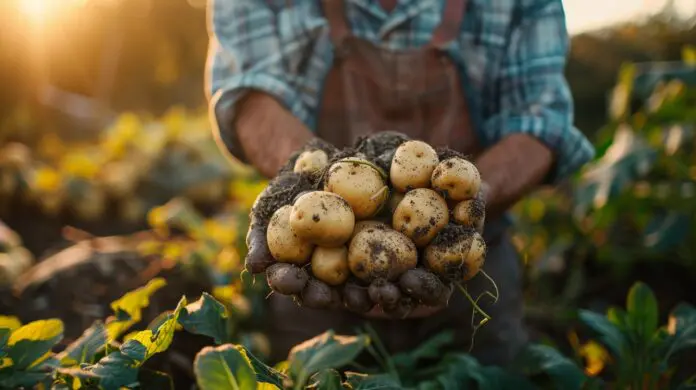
[[482, 0, 595, 182], [206, 1, 317, 162]]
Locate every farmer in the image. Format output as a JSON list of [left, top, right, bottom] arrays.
[[206, 0, 594, 366]]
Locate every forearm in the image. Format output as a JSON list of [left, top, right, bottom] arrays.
[[475, 134, 554, 218], [228, 92, 315, 178]]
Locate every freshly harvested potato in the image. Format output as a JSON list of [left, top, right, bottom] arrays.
[[343, 281, 374, 313], [350, 220, 389, 240], [311, 246, 350, 286], [399, 268, 451, 307], [245, 225, 276, 274], [299, 279, 334, 309], [431, 158, 481, 201], [392, 188, 449, 247], [267, 205, 314, 264], [294, 150, 329, 174], [387, 191, 405, 215], [324, 158, 388, 219], [266, 263, 309, 295], [424, 225, 486, 282], [452, 197, 486, 231], [390, 140, 439, 192], [290, 191, 355, 247], [368, 279, 401, 310], [348, 227, 417, 282], [383, 296, 415, 319]]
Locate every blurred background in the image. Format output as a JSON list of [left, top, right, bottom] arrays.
[[0, 0, 695, 387]]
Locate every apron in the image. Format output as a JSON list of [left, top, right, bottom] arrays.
[[265, 0, 528, 367]]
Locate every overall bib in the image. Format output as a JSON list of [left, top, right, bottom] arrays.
[[266, 0, 528, 367]]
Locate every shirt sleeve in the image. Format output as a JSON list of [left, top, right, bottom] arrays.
[[206, 1, 318, 163], [481, 0, 595, 183]]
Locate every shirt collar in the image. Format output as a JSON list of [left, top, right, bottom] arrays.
[[346, 0, 438, 39]]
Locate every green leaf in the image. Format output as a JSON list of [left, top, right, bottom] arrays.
[[308, 369, 343, 390], [515, 344, 587, 390], [579, 310, 627, 357], [665, 303, 696, 359], [643, 213, 691, 252], [0, 369, 53, 388], [391, 331, 453, 370], [0, 329, 9, 357], [7, 319, 64, 369], [242, 347, 286, 388], [194, 344, 258, 390], [179, 292, 229, 345], [344, 372, 402, 389], [626, 282, 659, 345], [125, 296, 187, 364], [87, 350, 140, 390], [105, 278, 167, 341], [288, 331, 369, 386], [606, 307, 629, 331], [138, 368, 174, 390], [58, 321, 107, 365]]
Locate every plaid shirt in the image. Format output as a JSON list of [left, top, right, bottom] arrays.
[[207, 0, 595, 181]]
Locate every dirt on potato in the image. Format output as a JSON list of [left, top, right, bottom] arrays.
[[278, 138, 340, 175], [252, 173, 314, 227], [435, 147, 467, 162], [354, 131, 411, 172], [428, 224, 477, 280]]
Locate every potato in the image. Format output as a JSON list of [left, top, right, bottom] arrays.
[[324, 158, 388, 219], [398, 268, 450, 307], [343, 281, 374, 313], [299, 279, 333, 309], [245, 225, 276, 274], [290, 191, 355, 247], [266, 263, 309, 295], [350, 220, 389, 240], [390, 140, 439, 192], [311, 246, 350, 286], [431, 158, 481, 201], [392, 188, 449, 247], [368, 279, 401, 310], [424, 225, 486, 282], [267, 205, 314, 264], [452, 197, 486, 231], [387, 191, 405, 216], [294, 150, 328, 174], [383, 296, 415, 319], [348, 227, 417, 282]]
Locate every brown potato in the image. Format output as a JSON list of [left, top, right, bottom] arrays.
[[290, 191, 355, 247], [324, 158, 388, 219], [389, 140, 439, 192], [431, 158, 481, 201], [392, 188, 449, 247], [266, 263, 309, 295], [266, 205, 314, 264], [452, 197, 486, 231], [424, 225, 486, 282], [348, 227, 417, 282], [311, 246, 350, 286]]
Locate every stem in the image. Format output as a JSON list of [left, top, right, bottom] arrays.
[[456, 282, 491, 321], [339, 158, 388, 179], [479, 270, 499, 303], [370, 185, 389, 201]]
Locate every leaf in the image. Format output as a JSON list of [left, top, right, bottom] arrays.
[[7, 319, 64, 369], [344, 372, 402, 389], [665, 303, 696, 359], [125, 296, 187, 364], [288, 331, 369, 386], [391, 331, 453, 370], [194, 344, 257, 390], [241, 347, 286, 388], [579, 310, 627, 357], [516, 344, 588, 390], [0, 316, 21, 332], [138, 368, 174, 390], [58, 321, 107, 365], [0, 369, 53, 388], [643, 213, 691, 252], [308, 369, 343, 390], [105, 278, 167, 340], [87, 350, 140, 390], [626, 281, 659, 345], [683, 45, 696, 66], [178, 292, 229, 345], [606, 307, 629, 331]]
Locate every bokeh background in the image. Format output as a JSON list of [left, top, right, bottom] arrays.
[[0, 0, 695, 388]]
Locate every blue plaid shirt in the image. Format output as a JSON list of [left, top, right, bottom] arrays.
[[207, 0, 595, 181]]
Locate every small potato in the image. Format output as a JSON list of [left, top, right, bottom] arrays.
[[387, 191, 405, 216], [324, 158, 388, 219], [383, 296, 415, 319], [290, 191, 355, 247], [392, 188, 449, 248], [424, 225, 486, 282], [398, 268, 450, 307], [311, 246, 350, 286], [350, 220, 389, 240], [348, 227, 417, 282], [300, 279, 334, 309], [452, 197, 486, 231], [245, 225, 276, 274], [431, 158, 481, 201], [294, 150, 329, 174], [390, 140, 439, 192], [368, 279, 401, 310], [343, 281, 374, 313], [267, 205, 314, 264], [266, 263, 309, 295]]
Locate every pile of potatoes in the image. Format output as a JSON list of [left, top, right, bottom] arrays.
[[244, 132, 487, 318]]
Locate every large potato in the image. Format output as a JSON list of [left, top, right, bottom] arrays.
[[294, 150, 328, 174], [324, 158, 388, 219], [350, 220, 389, 240], [348, 227, 417, 282], [266, 205, 314, 264], [390, 140, 439, 192], [431, 158, 481, 201], [311, 246, 350, 286], [424, 225, 486, 282], [392, 188, 449, 247], [290, 191, 355, 247]]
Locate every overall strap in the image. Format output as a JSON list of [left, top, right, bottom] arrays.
[[321, 0, 351, 48], [429, 0, 469, 49]]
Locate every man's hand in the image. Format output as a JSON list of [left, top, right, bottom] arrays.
[[233, 92, 315, 178]]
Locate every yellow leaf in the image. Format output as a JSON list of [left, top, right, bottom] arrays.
[[163, 106, 187, 139], [105, 278, 167, 340], [215, 248, 240, 274], [579, 341, 609, 377], [33, 167, 62, 192], [0, 358, 12, 369], [203, 220, 237, 247], [230, 180, 268, 210], [683, 45, 696, 66], [147, 206, 170, 236], [8, 319, 63, 345], [61, 153, 99, 179], [0, 316, 21, 331]]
